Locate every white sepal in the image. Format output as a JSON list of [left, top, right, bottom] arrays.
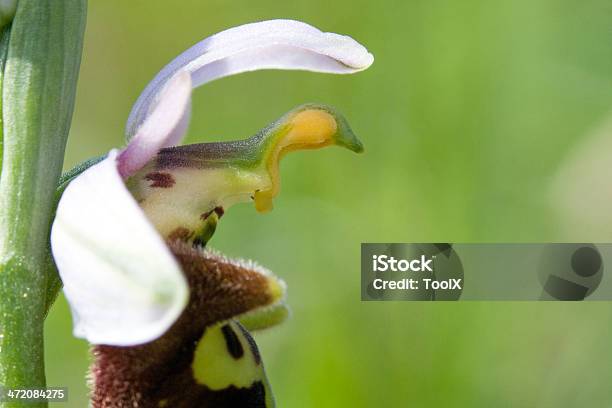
[[126, 19, 374, 138], [51, 151, 188, 346]]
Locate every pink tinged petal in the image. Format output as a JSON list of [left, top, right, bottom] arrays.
[[118, 71, 192, 178], [50, 151, 189, 346], [125, 19, 374, 139]]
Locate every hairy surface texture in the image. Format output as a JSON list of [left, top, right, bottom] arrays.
[[90, 242, 277, 407]]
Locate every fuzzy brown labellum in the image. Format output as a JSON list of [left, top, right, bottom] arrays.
[[90, 242, 280, 408]]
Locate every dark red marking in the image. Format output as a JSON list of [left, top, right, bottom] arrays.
[[144, 172, 175, 188], [167, 227, 192, 242], [201, 206, 224, 220]]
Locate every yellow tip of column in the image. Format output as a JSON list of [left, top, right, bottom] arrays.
[[285, 109, 337, 145]]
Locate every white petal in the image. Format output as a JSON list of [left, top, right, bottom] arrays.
[[118, 71, 192, 178], [50, 151, 188, 346], [126, 19, 374, 139]]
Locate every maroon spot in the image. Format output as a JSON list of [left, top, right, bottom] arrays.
[[167, 227, 192, 242], [145, 172, 175, 188], [201, 206, 224, 220]]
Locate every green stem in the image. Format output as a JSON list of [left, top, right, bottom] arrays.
[[0, 1, 86, 406], [0, 25, 6, 175]]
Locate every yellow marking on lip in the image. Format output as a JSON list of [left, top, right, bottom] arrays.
[[192, 322, 262, 390]]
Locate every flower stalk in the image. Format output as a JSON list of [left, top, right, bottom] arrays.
[[0, 0, 86, 404]]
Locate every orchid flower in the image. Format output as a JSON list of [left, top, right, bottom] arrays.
[[50, 19, 372, 406]]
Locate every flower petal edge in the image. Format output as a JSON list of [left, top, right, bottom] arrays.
[[125, 19, 374, 140], [50, 151, 189, 346]]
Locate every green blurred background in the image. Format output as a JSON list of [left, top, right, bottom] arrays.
[[45, 0, 612, 406]]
